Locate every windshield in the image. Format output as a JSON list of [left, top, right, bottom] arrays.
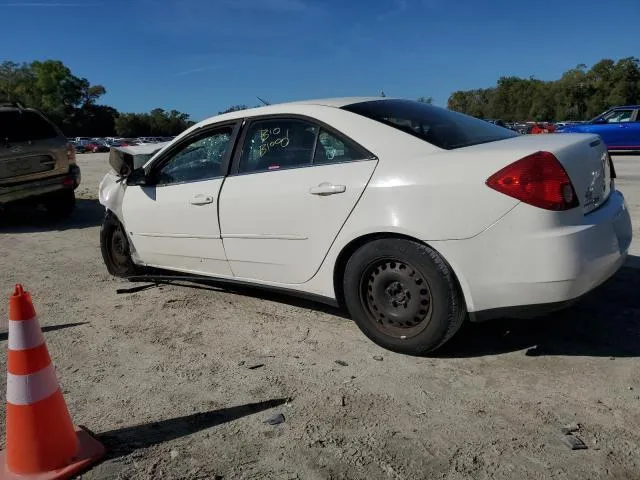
[[342, 99, 518, 150]]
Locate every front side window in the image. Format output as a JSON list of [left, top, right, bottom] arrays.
[[238, 119, 318, 174], [155, 127, 232, 186], [602, 109, 633, 123], [342, 99, 518, 150]]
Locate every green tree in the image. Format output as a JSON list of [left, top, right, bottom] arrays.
[[71, 105, 118, 136], [0, 60, 109, 134], [1, 59, 196, 136], [115, 109, 194, 137], [219, 104, 248, 114], [447, 57, 640, 121]]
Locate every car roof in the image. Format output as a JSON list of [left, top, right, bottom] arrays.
[[285, 97, 385, 107], [612, 105, 640, 109], [199, 96, 392, 125]]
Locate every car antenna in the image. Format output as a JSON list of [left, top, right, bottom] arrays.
[[257, 96, 271, 106]]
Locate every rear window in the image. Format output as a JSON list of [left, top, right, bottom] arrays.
[[0, 110, 59, 143], [342, 99, 518, 150]]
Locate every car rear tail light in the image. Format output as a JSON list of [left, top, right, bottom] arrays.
[[486, 151, 579, 211], [62, 177, 75, 187], [67, 142, 76, 164]]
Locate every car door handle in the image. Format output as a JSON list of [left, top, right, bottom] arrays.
[[309, 183, 346, 196], [189, 194, 214, 205]]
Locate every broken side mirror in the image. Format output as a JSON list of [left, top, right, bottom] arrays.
[[109, 147, 134, 177], [126, 167, 148, 186]]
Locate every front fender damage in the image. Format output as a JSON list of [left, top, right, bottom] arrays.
[[98, 173, 143, 265], [98, 171, 126, 222]]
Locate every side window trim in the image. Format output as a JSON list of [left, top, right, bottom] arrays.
[[228, 114, 377, 177], [146, 121, 241, 186]]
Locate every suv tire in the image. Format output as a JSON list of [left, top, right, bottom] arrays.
[[44, 189, 75, 220]]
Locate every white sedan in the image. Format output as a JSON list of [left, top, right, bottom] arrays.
[[98, 97, 632, 354]]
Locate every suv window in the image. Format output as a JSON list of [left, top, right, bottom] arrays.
[[0, 110, 59, 143], [342, 99, 518, 150], [602, 109, 633, 123], [238, 119, 318, 174], [314, 129, 368, 165], [155, 127, 232, 186]]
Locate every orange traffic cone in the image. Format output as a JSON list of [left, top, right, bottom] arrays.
[[1, 284, 105, 479]]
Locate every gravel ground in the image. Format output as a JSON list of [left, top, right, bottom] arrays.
[[0, 153, 639, 480]]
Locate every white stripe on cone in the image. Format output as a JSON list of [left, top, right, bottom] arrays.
[[7, 363, 59, 405], [8, 316, 45, 351]]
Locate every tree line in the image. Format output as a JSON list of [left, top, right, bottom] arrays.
[[10, 57, 636, 135], [447, 57, 640, 122], [0, 60, 195, 137]]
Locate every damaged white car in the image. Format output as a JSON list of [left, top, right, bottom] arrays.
[[99, 97, 632, 354]]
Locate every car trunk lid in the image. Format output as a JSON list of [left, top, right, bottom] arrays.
[[555, 136, 612, 214], [465, 133, 613, 214]]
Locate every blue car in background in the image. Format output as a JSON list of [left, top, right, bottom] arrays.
[[556, 105, 640, 151]]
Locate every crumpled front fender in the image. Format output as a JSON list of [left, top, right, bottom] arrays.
[[98, 171, 126, 222]]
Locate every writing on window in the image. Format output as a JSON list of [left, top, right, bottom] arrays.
[[239, 120, 317, 173]]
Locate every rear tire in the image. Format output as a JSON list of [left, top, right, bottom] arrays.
[[100, 211, 139, 277], [343, 238, 466, 355], [44, 189, 75, 220]]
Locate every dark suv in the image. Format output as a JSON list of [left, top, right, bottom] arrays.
[[0, 103, 80, 218]]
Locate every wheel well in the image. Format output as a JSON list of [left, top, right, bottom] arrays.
[[333, 233, 468, 312], [333, 233, 427, 308]]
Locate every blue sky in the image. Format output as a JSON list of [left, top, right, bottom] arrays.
[[1, 0, 639, 121]]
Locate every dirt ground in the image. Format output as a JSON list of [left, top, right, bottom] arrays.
[[1, 152, 639, 480]]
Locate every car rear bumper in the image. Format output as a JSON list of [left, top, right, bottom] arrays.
[[430, 190, 632, 321], [0, 165, 81, 205]]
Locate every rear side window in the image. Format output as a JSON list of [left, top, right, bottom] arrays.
[[314, 129, 368, 165], [342, 99, 518, 150], [0, 110, 59, 143]]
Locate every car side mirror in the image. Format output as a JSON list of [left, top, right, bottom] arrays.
[[593, 117, 607, 124], [126, 167, 149, 186], [109, 148, 133, 177]]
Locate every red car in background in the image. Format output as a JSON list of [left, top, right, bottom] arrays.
[[85, 140, 110, 152], [530, 122, 557, 134]]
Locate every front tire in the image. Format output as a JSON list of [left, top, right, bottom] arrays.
[[100, 211, 138, 277], [343, 238, 466, 355]]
